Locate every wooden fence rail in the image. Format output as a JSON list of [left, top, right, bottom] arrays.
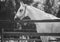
[[3, 32, 60, 36], [1, 19, 60, 23], [18, 19, 60, 23]]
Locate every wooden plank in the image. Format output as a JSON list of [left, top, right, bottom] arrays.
[[18, 19, 60, 23], [3, 32, 60, 36], [3, 38, 41, 41]]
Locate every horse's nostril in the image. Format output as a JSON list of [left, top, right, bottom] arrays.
[[14, 17, 20, 22]]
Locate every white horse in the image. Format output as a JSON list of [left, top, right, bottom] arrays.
[[14, 2, 60, 42]]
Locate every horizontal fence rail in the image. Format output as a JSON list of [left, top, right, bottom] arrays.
[[0, 19, 60, 23], [3, 39, 60, 41], [3, 32, 60, 36], [3, 38, 41, 41], [4, 29, 36, 32], [18, 19, 60, 23]]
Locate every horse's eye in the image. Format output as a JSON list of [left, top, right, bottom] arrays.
[[20, 9, 23, 12]]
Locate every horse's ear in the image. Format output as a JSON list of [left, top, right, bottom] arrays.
[[20, 2, 27, 7], [20, 2, 23, 6], [20, 2, 25, 6]]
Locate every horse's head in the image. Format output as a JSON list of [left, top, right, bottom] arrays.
[[14, 2, 28, 21]]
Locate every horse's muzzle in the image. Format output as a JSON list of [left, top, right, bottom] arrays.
[[14, 16, 20, 22]]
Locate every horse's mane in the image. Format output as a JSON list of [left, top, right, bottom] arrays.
[[26, 5, 58, 19]]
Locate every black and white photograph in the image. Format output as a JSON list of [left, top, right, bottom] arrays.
[[0, 0, 60, 42]]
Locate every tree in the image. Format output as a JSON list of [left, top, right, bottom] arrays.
[[44, 0, 60, 16]]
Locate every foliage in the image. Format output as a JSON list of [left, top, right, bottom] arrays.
[[44, 0, 59, 16]]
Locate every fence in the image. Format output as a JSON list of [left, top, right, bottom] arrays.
[[1, 19, 60, 42]]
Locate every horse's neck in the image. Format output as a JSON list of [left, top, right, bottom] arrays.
[[26, 5, 45, 20], [26, 5, 58, 20], [25, 6, 36, 20]]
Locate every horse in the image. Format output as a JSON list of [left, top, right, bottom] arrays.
[[14, 2, 60, 42]]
